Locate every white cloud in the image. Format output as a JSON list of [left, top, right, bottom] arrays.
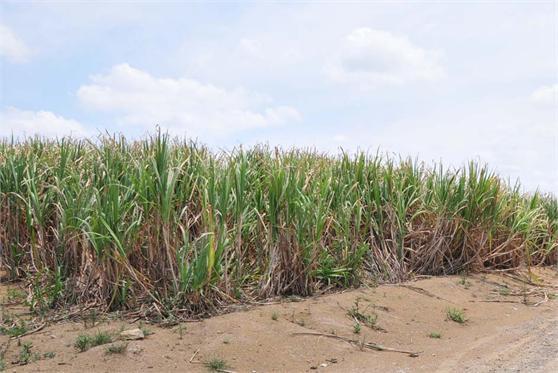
[[325, 28, 445, 87], [328, 103, 557, 193], [0, 107, 88, 137], [530, 84, 558, 106], [77, 64, 301, 137], [243, 96, 557, 194], [0, 24, 31, 62]]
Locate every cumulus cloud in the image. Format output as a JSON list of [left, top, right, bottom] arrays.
[[0, 24, 31, 62], [325, 28, 445, 87], [77, 64, 301, 137], [530, 84, 558, 106], [0, 107, 88, 138]]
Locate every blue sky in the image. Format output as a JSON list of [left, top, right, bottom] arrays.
[[1, 1, 557, 193]]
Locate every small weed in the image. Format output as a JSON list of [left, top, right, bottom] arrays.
[[205, 357, 228, 372], [498, 286, 510, 296], [105, 342, 127, 355], [347, 299, 377, 328], [92, 331, 112, 346], [271, 311, 278, 321], [74, 331, 112, 352], [18, 342, 33, 365], [43, 351, 56, 359], [74, 335, 92, 352], [0, 357, 5, 371], [457, 276, 471, 289], [138, 322, 153, 336], [429, 331, 441, 339], [353, 322, 361, 334], [175, 324, 186, 339], [0, 321, 28, 337], [447, 308, 466, 324]]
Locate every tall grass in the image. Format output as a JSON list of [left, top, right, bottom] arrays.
[[0, 133, 556, 315]]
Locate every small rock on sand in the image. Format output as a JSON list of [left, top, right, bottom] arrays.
[[120, 328, 145, 340]]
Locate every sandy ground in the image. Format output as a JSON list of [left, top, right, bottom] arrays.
[[1, 268, 557, 373]]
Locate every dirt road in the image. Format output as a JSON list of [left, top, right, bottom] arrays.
[[1, 269, 557, 372]]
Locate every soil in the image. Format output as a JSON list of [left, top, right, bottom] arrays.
[[1, 268, 557, 372]]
